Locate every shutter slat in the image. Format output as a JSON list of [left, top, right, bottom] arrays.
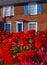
[[37, 3, 42, 14], [24, 4, 28, 15]]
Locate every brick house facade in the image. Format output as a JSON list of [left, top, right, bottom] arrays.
[[0, 0, 47, 32]]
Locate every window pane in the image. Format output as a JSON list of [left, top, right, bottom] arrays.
[[3, 6, 14, 17], [4, 24, 10, 32], [29, 23, 36, 30], [5, 7, 10, 16], [28, 3, 37, 15], [11, 6, 14, 16]]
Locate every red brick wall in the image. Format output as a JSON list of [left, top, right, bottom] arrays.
[[0, 3, 47, 32]]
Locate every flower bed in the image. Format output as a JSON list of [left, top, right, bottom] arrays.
[[0, 30, 47, 65]]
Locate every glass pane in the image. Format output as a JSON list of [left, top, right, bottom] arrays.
[[11, 6, 14, 16], [6, 7, 10, 16], [4, 24, 10, 32], [29, 24, 36, 30], [28, 3, 37, 15]]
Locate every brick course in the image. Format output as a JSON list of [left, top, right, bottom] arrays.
[[0, 3, 47, 32]]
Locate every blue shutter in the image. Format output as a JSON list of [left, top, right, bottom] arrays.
[[37, 3, 42, 14], [18, 24, 22, 32], [24, 4, 28, 15]]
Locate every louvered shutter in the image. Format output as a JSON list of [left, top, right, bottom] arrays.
[[24, 4, 28, 15], [37, 3, 42, 14]]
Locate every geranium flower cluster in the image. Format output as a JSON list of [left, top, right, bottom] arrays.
[[0, 30, 47, 65]]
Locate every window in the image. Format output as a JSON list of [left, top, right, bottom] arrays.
[[28, 3, 37, 15], [24, 3, 42, 15], [4, 22, 11, 32], [28, 22, 37, 31], [16, 21, 23, 32], [3, 6, 14, 17]]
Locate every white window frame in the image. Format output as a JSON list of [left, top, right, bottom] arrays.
[[16, 21, 23, 32], [2, 6, 14, 17], [4, 22, 11, 32], [28, 3, 37, 15], [28, 22, 37, 32]]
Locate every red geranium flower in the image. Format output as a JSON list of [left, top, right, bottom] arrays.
[[0, 45, 3, 58], [17, 53, 24, 62], [34, 41, 43, 49]]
